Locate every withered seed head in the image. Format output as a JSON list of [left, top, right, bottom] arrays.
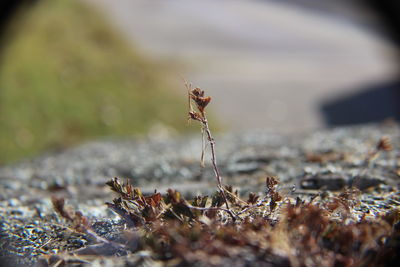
[[191, 87, 205, 97], [266, 176, 278, 190], [190, 88, 211, 113], [376, 136, 392, 151]]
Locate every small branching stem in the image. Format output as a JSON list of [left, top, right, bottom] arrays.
[[202, 118, 228, 205], [186, 81, 236, 220], [236, 198, 269, 216], [203, 120, 221, 186]]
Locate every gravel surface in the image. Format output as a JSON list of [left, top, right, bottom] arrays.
[[0, 123, 399, 265]]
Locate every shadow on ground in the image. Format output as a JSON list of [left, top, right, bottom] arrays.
[[321, 79, 400, 126]]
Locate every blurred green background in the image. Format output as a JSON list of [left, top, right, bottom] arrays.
[[0, 0, 201, 164]]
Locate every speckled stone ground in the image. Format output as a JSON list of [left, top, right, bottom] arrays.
[[1, 123, 399, 266]]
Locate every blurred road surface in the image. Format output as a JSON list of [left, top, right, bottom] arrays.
[[85, 0, 398, 133]]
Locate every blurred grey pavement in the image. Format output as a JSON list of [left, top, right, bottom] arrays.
[[85, 0, 398, 133]]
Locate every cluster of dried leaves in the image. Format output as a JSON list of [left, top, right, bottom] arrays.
[[52, 197, 90, 233], [101, 177, 400, 266]]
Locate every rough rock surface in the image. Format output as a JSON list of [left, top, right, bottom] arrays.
[[0, 123, 399, 266]]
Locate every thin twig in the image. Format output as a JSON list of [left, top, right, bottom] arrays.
[[202, 117, 232, 212], [223, 188, 248, 205], [185, 81, 236, 220], [186, 204, 230, 213], [236, 198, 269, 216], [201, 126, 206, 167]]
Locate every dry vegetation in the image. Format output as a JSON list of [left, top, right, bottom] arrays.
[[46, 86, 400, 266], [48, 176, 399, 266]]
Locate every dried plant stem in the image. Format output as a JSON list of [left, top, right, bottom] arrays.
[[185, 81, 236, 220], [202, 117, 232, 213], [223, 187, 248, 205], [186, 203, 231, 213], [237, 198, 269, 216]]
